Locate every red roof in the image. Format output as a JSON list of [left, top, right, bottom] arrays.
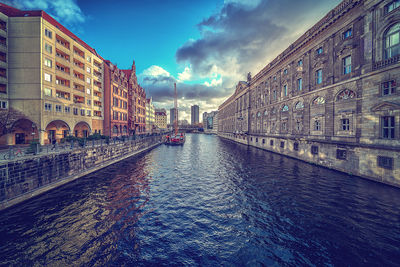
[[0, 3, 104, 61], [121, 69, 132, 77]]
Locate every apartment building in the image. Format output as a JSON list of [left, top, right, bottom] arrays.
[[218, 0, 400, 186], [145, 97, 155, 133], [0, 3, 104, 144], [155, 108, 167, 130], [104, 61, 129, 137]]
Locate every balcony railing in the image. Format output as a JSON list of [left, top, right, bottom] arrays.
[[373, 55, 400, 70]]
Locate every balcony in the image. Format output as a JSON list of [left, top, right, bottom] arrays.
[[56, 63, 70, 76], [93, 81, 102, 89], [73, 71, 84, 81], [0, 76, 6, 84], [73, 95, 85, 104], [73, 83, 85, 93], [73, 46, 84, 58], [55, 76, 70, 88], [56, 35, 70, 51], [0, 60, 6, 69], [93, 61, 102, 70], [56, 49, 70, 63], [373, 55, 400, 70], [56, 90, 71, 100], [73, 59, 84, 70]]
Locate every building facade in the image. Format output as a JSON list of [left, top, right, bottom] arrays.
[[218, 0, 400, 186], [203, 111, 218, 134], [0, 4, 105, 145], [155, 108, 167, 130], [145, 97, 155, 133], [104, 61, 129, 137], [191, 105, 199, 125]]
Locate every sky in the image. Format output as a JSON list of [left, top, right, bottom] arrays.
[[4, 0, 342, 122]]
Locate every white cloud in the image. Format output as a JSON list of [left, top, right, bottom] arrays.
[[204, 77, 222, 87], [141, 65, 172, 78], [177, 66, 193, 82]]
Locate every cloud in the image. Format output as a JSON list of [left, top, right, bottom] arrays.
[[3, 0, 86, 32], [176, 0, 341, 87], [177, 66, 193, 82]]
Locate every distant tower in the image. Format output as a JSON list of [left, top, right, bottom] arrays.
[[170, 108, 177, 125], [191, 105, 199, 125]]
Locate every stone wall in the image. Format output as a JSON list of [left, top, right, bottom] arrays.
[[219, 133, 400, 188], [0, 136, 162, 210]]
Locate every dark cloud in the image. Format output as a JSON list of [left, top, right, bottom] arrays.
[[141, 73, 231, 103], [176, 0, 341, 79]]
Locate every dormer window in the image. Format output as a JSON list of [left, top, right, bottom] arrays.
[[316, 47, 323, 54], [343, 28, 352, 39]]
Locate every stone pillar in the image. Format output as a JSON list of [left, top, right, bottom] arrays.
[[5, 133, 13, 145], [39, 131, 45, 145]]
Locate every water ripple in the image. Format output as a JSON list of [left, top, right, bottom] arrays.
[[1, 134, 400, 266]]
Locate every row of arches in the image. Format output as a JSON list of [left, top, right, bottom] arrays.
[[251, 89, 356, 118], [45, 120, 91, 144]]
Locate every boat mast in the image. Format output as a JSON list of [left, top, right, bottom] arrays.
[[174, 83, 178, 136]]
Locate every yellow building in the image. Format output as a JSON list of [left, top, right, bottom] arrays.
[[0, 4, 104, 145], [155, 108, 167, 130]]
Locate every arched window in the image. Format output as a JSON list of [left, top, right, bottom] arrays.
[[385, 23, 400, 59], [257, 112, 261, 117], [264, 110, 268, 116], [113, 125, 118, 133], [312, 96, 325, 105], [337, 89, 355, 101], [295, 101, 305, 110], [282, 105, 289, 112]]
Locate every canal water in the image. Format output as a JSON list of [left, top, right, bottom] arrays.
[[0, 134, 399, 266]]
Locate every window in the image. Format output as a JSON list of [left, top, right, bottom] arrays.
[[44, 103, 52, 111], [280, 141, 285, 148], [382, 80, 396, 96], [282, 105, 289, 112], [314, 120, 321, 131], [270, 140, 274, 146], [336, 149, 347, 160], [296, 121, 301, 131], [86, 56, 91, 62], [273, 76, 276, 81], [81, 109, 85, 116], [73, 108, 78, 115], [87, 99, 91, 105], [86, 88, 91, 95], [256, 138, 258, 143], [381, 116, 395, 139], [44, 88, 52, 96], [282, 122, 287, 131], [283, 85, 288, 96], [341, 118, 350, 131], [45, 43, 52, 54], [86, 77, 91, 84], [0, 100, 7, 109], [312, 96, 325, 105], [65, 106, 70, 113], [45, 28, 52, 38], [295, 101, 304, 110], [386, 0, 400, 13], [343, 56, 351, 74], [337, 89, 356, 101], [262, 139, 265, 144], [343, 28, 352, 39], [55, 105, 62, 112], [297, 78, 302, 91], [316, 69, 322, 84], [293, 142, 299, 151], [273, 90, 277, 100], [87, 110, 91, 116], [284, 69, 288, 74], [311, 145, 319, 155], [44, 73, 52, 82], [384, 23, 400, 59], [298, 59, 303, 66], [317, 47, 323, 54], [86, 66, 91, 73], [44, 58, 52, 68], [377, 156, 393, 170]]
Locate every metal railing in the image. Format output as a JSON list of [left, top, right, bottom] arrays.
[[0, 134, 163, 161]]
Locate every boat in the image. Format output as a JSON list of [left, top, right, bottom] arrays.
[[165, 83, 185, 146]]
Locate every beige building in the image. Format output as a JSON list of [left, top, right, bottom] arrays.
[[218, 0, 400, 186], [155, 108, 167, 130], [145, 97, 155, 133], [0, 4, 104, 145]]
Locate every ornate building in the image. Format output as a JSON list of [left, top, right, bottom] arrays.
[[218, 0, 400, 186], [104, 61, 129, 137]]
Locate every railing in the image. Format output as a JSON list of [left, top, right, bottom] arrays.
[[373, 55, 400, 70], [0, 134, 163, 161]]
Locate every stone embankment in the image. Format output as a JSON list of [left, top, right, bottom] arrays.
[[0, 136, 162, 211]]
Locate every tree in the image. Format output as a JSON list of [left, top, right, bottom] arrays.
[[0, 107, 28, 137]]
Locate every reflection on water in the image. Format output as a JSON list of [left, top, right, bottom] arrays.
[[1, 134, 400, 266]]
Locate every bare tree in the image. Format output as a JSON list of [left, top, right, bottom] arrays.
[[0, 107, 27, 137]]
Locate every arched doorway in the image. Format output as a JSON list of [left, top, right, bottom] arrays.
[[45, 120, 71, 144], [12, 119, 38, 145], [73, 122, 91, 138]]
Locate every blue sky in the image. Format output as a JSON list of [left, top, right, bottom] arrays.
[[4, 0, 342, 121]]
